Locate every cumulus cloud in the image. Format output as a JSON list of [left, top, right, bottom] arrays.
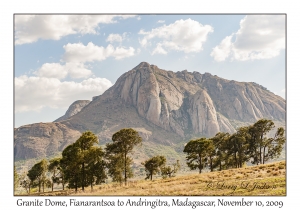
[[63, 42, 135, 62], [113, 46, 135, 60], [34, 63, 68, 79], [139, 18, 213, 54], [106, 33, 123, 43], [15, 75, 113, 112], [15, 15, 136, 45], [34, 62, 92, 79], [211, 15, 285, 61], [152, 43, 167, 55], [16, 39, 136, 113], [139, 37, 149, 47], [210, 36, 233, 62]]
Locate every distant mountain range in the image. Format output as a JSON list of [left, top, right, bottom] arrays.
[[14, 62, 285, 161]]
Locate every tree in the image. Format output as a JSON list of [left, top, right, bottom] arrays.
[[226, 127, 250, 168], [248, 119, 275, 165], [105, 128, 142, 186], [60, 143, 82, 192], [85, 146, 107, 190], [14, 165, 19, 192], [19, 172, 31, 194], [183, 138, 214, 173], [74, 131, 99, 191], [61, 131, 105, 192], [48, 157, 62, 191], [261, 127, 286, 164], [107, 154, 127, 184], [142, 156, 166, 180], [206, 141, 216, 172], [27, 159, 48, 192], [161, 160, 180, 179], [211, 132, 230, 171]]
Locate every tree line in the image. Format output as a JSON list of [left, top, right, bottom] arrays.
[[16, 119, 285, 194], [18, 128, 180, 194], [183, 119, 286, 173], [18, 128, 142, 193]]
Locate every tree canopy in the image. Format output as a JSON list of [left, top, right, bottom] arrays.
[[142, 155, 166, 180], [60, 131, 105, 191], [106, 128, 142, 185], [184, 119, 285, 173], [183, 138, 214, 173], [27, 159, 48, 192]]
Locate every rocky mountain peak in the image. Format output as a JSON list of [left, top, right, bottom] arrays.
[[14, 62, 285, 161], [54, 100, 91, 122], [134, 61, 151, 69]]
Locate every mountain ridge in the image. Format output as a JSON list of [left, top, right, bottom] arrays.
[[14, 62, 285, 160]]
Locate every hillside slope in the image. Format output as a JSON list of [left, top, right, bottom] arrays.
[[14, 62, 286, 160]]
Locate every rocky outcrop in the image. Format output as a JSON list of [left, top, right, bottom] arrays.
[[14, 122, 81, 160], [14, 62, 285, 160], [54, 100, 91, 122], [200, 76, 285, 122], [187, 89, 220, 137]]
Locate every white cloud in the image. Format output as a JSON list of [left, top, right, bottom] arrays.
[[15, 75, 113, 112], [139, 37, 149, 47], [15, 15, 136, 45], [139, 18, 213, 53], [63, 42, 135, 62], [63, 42, 114, 62], [210, 35, 233, 62], [152, 43, 167, 55], [65, 63, 93, 79], [157, 20, 165, 24], [35, 63, 68, 79], [211, 15, 285, 61], [106, 33, 123, 43], [119, 15, 137, 19], [113, 47, 135, 60], [35, 62, 92, 79]]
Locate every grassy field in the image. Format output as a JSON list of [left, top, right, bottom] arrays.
[[30, 161, 285, 196]]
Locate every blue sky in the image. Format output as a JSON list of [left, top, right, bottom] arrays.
[[14, 14, 286, 128]]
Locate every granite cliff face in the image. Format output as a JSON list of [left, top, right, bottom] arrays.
[[54, 100, 90, 122], [14, 62, 286, 160]]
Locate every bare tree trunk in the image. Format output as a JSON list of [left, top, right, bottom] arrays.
[[234, 152, 238, 168], [75, 175, 78, 192], [82, 162, 85, 191], [90, 179, 93, 191], [62, 175, 65, 190], [210, 156, 213, 172], [259, 147, 262, 164], [263, 147, 266, 164], [124, 153, 127, 186], [199, 155, 202, 174]]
